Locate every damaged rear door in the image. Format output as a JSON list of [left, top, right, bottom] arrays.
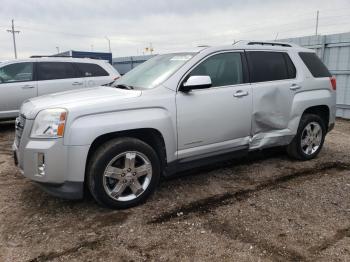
[[246, 51, 299, 147]]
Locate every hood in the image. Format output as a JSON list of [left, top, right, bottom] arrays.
[[21, 86, 142, 119]]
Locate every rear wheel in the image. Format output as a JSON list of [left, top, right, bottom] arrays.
[[287, 114, 326, 160], [87, 138, 161, 209]]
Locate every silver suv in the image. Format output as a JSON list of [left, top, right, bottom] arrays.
[[13, 41, 336, 209], [0, 57, 120, 120]]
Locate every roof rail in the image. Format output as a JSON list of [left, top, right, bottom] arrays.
[[233, 40, 297, 48], [247, 41, 292, 47]]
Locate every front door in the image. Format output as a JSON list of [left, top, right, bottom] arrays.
[[176, 52, 252, 160], [0, 62, 37, 119]]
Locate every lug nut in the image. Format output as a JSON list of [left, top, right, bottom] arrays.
[[121, 173, 125, 177], [133, 172, 136, 176], [127, 168, 131, 172]]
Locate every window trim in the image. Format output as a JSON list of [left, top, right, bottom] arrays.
[[177, 50, 248, 91], [0, 62, 35, 84], [74, 62, 110, 78], [245, 50, 298, 84]]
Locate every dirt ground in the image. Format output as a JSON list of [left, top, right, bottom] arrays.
[[0, 119, 349, 262]]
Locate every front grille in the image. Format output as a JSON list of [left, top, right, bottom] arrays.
[[15, 115, 26, 147]]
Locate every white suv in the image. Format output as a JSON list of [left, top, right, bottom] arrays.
[[0, 57, 120, 120]]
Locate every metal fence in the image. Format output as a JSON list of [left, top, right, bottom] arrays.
[[282, 32, 350, 119], [112, 55, 156, 75]]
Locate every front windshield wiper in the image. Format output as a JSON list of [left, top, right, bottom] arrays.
[[114, 84, 134, 90]]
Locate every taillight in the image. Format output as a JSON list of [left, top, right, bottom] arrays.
[[330, 76, 336, 91]]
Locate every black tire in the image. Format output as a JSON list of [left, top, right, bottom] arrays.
[[87, 137, 161, 209], [287, 114, 326, 160]]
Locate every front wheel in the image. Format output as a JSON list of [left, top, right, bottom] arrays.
[[87, 138, 161, 209], [287, 114, 326, 160]]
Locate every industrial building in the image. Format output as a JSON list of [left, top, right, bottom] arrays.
[[112, 55, 156, 75], [56, 50, 113, 64]]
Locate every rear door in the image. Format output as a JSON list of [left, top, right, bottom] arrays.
[[75, 62, 114, 87], [246, 51, 299, 136], [37, 62, 84, 96], [0, 62, 37, 118]]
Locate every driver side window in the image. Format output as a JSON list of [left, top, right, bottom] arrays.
[[0, 62, 34, 84], [188, 52, 243, 87]]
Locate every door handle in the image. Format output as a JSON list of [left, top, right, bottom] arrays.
[[290, 84, 301, 90], [233, 90, 249, 98], [21, 85, 35, 89], [72, 82, 83, 86]]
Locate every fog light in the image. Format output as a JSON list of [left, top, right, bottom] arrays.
[[36, 153, 46, 177]]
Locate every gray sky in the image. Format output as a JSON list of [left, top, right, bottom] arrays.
[[1, 0, 350, 60]]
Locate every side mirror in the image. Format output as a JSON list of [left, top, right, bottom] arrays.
[[180, 75, 212, 92]]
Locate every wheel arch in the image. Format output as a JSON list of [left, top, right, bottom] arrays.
[[85, 128, 167, 177], [302, 105, 330, 131]]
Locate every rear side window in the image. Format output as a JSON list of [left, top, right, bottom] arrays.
[[299, 52, 331, 77], [246, 51, 295, 82], [284, 53, 296, 79], [37, 62, 77, 81], [75, 63, 109, 77]]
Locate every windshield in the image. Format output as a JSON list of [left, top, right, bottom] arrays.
[[115, 53, 196, 89]]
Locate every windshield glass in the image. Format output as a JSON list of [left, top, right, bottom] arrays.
[[115, 53, 195, 89]]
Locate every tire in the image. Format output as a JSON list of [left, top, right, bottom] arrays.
[[87, 137, 161, 209], [287, 114, 326, 160]]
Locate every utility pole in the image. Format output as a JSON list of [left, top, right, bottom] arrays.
[[7, 19, 20, 59], [56, 46, 60, 54], [105, 37, 111, 53], [315, 10, 319, 36]]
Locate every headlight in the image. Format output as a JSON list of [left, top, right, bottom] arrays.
[[31, 108, 67, 138]]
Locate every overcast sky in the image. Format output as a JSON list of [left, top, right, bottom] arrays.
[[0, 0, 350, 60]]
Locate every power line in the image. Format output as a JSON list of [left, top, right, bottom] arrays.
[[6, 19, 20, 59]]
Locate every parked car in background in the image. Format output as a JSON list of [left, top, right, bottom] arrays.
[[0, 57, 120, 120], [13, 41, 336, 209]]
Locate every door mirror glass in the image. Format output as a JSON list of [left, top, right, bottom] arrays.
[[181, 75, 212, 92]]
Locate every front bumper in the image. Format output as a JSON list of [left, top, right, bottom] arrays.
[[36, 181, 84, 200], [13, 125, 89, 200]]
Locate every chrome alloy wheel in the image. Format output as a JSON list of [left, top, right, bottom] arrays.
[[103, 151, 152, 201], [301, 121, 323, 155]]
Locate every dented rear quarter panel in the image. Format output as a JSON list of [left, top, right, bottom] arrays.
[[249, 49, 336, 149]]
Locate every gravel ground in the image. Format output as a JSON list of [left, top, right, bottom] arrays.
[[0, 119, 349, 262]]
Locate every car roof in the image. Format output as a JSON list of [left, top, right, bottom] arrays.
[[1, 57, 109, 64]]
